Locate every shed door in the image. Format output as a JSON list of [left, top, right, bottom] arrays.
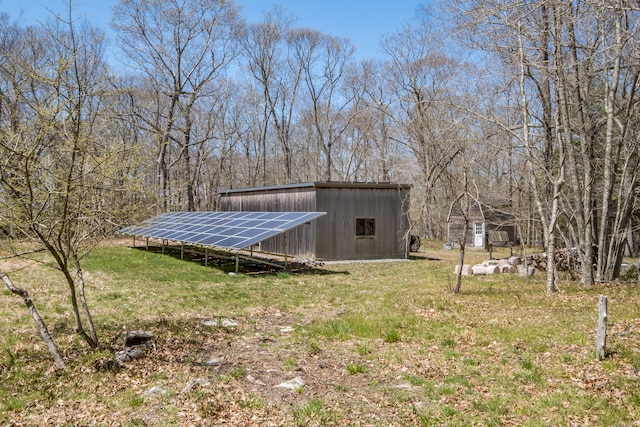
[[474, 222, 484, 247]]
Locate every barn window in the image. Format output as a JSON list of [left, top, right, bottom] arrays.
[[356, 218, 375, 236]]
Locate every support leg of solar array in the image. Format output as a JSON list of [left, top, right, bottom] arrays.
[[235, 253, 239, 273], [204, 248, 208, 267], [181, 243, 184, 260], [284, 232, 289, 271], [162, 240, 165, 255], [146, 238, 149, 251], [133, 236, 136, 248]]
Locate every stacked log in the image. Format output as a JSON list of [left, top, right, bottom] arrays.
[[456, 257, 520, 276], [523, 248, 581, 272], [454, 248, 582, 277], [523, 253, 546, 270], [455, 264, 473, 275]]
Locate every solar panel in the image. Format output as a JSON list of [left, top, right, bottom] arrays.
[[117, 211, 326, 251]]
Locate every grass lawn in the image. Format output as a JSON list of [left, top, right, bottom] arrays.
[[1, 239, 639, 426]]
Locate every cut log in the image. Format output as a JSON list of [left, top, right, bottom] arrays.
[[94, 330, 156, 372], [454, 264, 473, 276], [124, 330, 155, 349], [472, 265, 487, 275], [115, 348, 146, 366], [501, 265, 516, 274], [518, 265, 535, 277], [486, 265, 501, 274]]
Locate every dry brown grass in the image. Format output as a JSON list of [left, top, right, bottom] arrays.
[[1, 240, 639, 426]]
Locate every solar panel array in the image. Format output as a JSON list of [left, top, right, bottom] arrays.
[[117, 211, 326, 251]]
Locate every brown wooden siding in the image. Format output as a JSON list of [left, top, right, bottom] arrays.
[[218, 183, 411, 260], [315, 186, 410, 260], [447, 199, 517, 247], [447, 200, 484, 246], [447, 220, 476, 246], [219, 188, 317, 258]]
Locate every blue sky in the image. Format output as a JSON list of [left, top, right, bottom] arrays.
[[0, 0, 426, 60]]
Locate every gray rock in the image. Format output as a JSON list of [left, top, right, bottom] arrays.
[[204, 356, 224, 366], [203, 318, 238, 328], [143, 385, 169, 397], [275, 376, 304, 390], [394, 383, 416, 390]]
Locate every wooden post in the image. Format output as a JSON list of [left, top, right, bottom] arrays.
[[596, 295, 608, 360]]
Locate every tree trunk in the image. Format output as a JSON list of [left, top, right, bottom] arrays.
[[596, 9, 623, 282], [557, 1, 595, 286], [2, 274, 67, 369], [61, 266, 96, 347], [33, 228, 97, 348], [516, 22, 564, 295], [183, 122, 195, 211], [158, 93, 179, 212], [73, 254, 99, 347], [454, 224, 467, 294]]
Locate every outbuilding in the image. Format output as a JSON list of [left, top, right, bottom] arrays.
[[218, 182, 411, 261], [446, 196, 517, 250]]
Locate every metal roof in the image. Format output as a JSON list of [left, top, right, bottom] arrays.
[[218, 181, 411, 195]]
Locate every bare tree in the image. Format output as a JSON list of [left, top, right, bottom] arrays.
[[449, 0, 560, 292], [112, 0, 242, 211], [452, 154, 477, 295], [593, 0, 640, 280], [0, 6, 141, 355], [548, 1, 597, 287], [196, 79, 247, 208], [381, 24, 464, 240], [449, 0, 640, 289], [241, 8, 306, 184], [291, 29, 356, 181], [240, 7, 292, 185], [347, 60, 397, 182], [519, 17, 565, 295]]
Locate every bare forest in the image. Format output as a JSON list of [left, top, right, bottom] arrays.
[[1, 0, 639, 290]]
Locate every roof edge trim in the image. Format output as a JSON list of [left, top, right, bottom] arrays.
[[219, 181, 411, 195]]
